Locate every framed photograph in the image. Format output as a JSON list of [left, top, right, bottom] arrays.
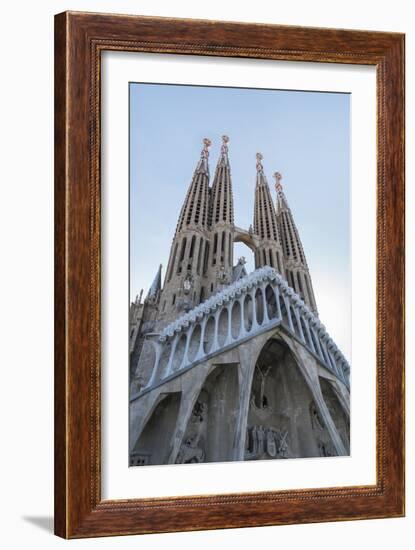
[[54, 11, 405, 538]]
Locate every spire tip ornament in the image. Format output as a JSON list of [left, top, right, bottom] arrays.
[[256, 152, 264, 172], [273, 171, 283, 192], [202, 137, 212, 158], [221, 135, 230, 156]]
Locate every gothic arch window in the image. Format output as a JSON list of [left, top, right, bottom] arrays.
[[196, 237, 203, 274], [297, 271, 305, 299], [280, 299, 289, 328], [189, 235, 196, 259], [268, 249, 274, 267], [276, 251, 282, 273], [213, 233, 218, 266], [265, 284, 277, 320], [286, 270, 294, 289], [203, 241, 210, 274], [230, 300, 241, 340], [217, 308, 229, 347], [255, 288, 264, 325], [168, 242, 178, 282], [177, 237, 187, 274], [203, 316, 216, 355]]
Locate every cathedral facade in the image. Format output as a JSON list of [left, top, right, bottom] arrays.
[[129, 136, 350, 467]]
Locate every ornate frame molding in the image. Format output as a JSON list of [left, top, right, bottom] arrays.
[[54, 11, 405, 538]]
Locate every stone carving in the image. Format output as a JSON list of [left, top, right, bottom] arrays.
[[132, 374, 144, 393], [310, 401, 325, 431], [217, 265, 230, 285], [191, 400, 207, 423], [183, 273, 193, 294], [273, 171, 283, 192], [221, 134, 229, 154], [245, 425, 289, 460], [175, 435, 205, 464], [253, 365, 272, 410], [202, 137, 212, 156], [175, 399, 208, 464], [256, 152, 264, 172], [309, 402, 337, 457]]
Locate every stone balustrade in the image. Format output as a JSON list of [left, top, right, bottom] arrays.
[[143, 266, 350, 392]]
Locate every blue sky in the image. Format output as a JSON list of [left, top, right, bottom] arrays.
[[130, 83, 351, 359]]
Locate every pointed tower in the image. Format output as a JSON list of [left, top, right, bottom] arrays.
[[146, 264, 162, 303], [274, 172, 318, 314], [253, 153, 285, 276], [157, 138, 212, 327], [206, 135, 235, 295]]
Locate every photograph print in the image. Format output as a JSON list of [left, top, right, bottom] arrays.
[[129, 82, 351, 467]]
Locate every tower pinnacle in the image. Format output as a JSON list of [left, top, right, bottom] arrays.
[[161, 139, 213, 324], [220, 135, 229, 158], [273, 171, 283, 192], [274, 171, 318, 314], [196, 137, 212, 174], [147, 264, 162, 302], [253, 153, 284, 275], [256, 152, 264, 178], [207, 135, 235, 291]]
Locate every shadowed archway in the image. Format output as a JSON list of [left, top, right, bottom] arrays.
[[176, 364, 239, 464], [131, 392, 181, 466], [246, 337, 340, 460]]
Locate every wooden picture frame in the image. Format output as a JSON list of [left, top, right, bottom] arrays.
[[54, 11, 405, 538]]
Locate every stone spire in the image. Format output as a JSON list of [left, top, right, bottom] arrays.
[[206, 135, 235, 293], [146, 264, 162, 302], [175, 138, 211, 235], [253, 153, 285, 275], [274, 172, 318, 314], [159, 139, 213, 327], [208, 135, 234, 227]]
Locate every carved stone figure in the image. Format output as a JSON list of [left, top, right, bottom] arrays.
[[191, 400, 207, 423], [245, 425, 290, 460], [216, 266, 230, 285], [183, 273, 193, 295], [175, 435, 205, 464], [266, 429, 277, 457]]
